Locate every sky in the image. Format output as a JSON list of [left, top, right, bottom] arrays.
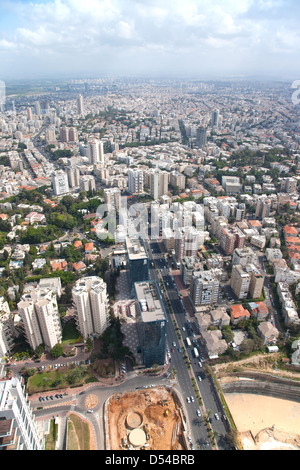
[[0, 0, 300, 80]]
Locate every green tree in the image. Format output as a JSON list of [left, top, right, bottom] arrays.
[[50, 343, 63, 359]]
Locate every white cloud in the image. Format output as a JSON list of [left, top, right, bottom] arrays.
[[0, 0, 299, 78]]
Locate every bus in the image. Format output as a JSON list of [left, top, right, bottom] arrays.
[[193, 347, 199, 358]]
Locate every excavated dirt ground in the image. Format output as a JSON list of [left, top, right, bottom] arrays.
[[106, 386, 185, 451], [213, 353, 300, 450]]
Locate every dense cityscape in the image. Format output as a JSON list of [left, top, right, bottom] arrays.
[[0, 76, 299, 453], [1, 0, 300, 457]]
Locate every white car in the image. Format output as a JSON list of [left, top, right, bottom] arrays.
[[190, 396, 194, 402], [186, 397, 190, 403], [196, 409, 201, 417], [214, 413, 220, 420]]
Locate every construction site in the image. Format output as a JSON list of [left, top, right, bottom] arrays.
[[105, 386, 187, 451]]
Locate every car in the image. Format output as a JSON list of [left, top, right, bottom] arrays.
[[198, 375, 202, 382], [182, 327, 185, 331], [178, 347, 181, 353], [171, 348, 175, 353], [190, 396, 194, 402], [87, 410, 93, 413], [39, 397, 43, 402], [198, 361, 202, 367], [79, 391, 85, 395], [214, 413, 220, 420], [186, 397, 190, 403], [196, 409, 201, 417], [172, 341, 176, 347]]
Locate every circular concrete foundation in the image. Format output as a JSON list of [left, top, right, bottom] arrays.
[[128, 428, 146, 448], [126, 411, 143, 429]]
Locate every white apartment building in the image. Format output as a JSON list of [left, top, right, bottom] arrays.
[[0, 297, 14, 358], [80, 175, 96, 192], [149, 169, 169, 200], [175, 226, 199, 262], [104, 187, 121, 214], [17, 288, 62, 352], [0, 374, 44, 450], [87, 139, 105, 165], [76, 93, 84, 116], [67, 165, 80, 188], [231, 264, 251, 299], [52, 170, 70, 196], [190, 270, 219, 307], [232, 247, 256, 267], [128, 169, 144, 194], [72, 276, 109, 340]]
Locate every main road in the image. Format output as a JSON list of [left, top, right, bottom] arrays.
[[144, 238, 231, 450]]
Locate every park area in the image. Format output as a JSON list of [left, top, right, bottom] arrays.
[[26, 364, 97, 394], [106, 386, 186, 451]]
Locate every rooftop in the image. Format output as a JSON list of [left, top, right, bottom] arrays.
[[135, 281, 166, 323], [126, 237, 147, 260]]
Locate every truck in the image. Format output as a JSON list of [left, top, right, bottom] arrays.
[[193, 347, 199, 358], [186, 337, 192, 347]]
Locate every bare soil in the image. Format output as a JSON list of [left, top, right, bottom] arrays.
[[106, 386, 185, 450]]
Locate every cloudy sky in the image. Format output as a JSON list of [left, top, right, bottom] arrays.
[[0, 0, 300, 80]]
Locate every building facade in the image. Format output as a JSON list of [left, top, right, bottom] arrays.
[[134, 281, 167, 368], [72, 276, 109, 340]]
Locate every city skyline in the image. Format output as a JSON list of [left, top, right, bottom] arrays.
[[0, 0, 300, 80]]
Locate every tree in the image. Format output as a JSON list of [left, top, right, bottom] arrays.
[[50, 343, 63, 359]]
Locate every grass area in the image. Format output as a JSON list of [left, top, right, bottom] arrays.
[[45, 418, 58, 451], [61, 319, 82, 346], [26, 364, 97, 395], [67, 414, 90, 450]]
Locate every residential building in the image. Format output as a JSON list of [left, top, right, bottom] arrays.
[[0, 297, 14, 358], [175, 226, 199, 262], [0, 375, 44, 450], [149, 169, 169, 200], [87, 139, 104, 165], [255, 197, 271, 219], [231, 265, 251, 299], [190, 270, 219, 307], [232, 247, 256, 266], [196, 126, 207, 148], [52, 170, 70, 196], [17, 288, 62, 352], [280, 177, 297, 193], [66, 166, 80, 188], [76, 94, 84, 116], [104, 187, 121, 214], [257, 321, 280, 345], [219, 226, 246, 255], [72, 276, 109, 340], [180, 256, 202, 286], [231, 263, 264, 300], [128, 169, 144, 194], [230, 304, 251, 325], [169, 171, 186, 190]]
